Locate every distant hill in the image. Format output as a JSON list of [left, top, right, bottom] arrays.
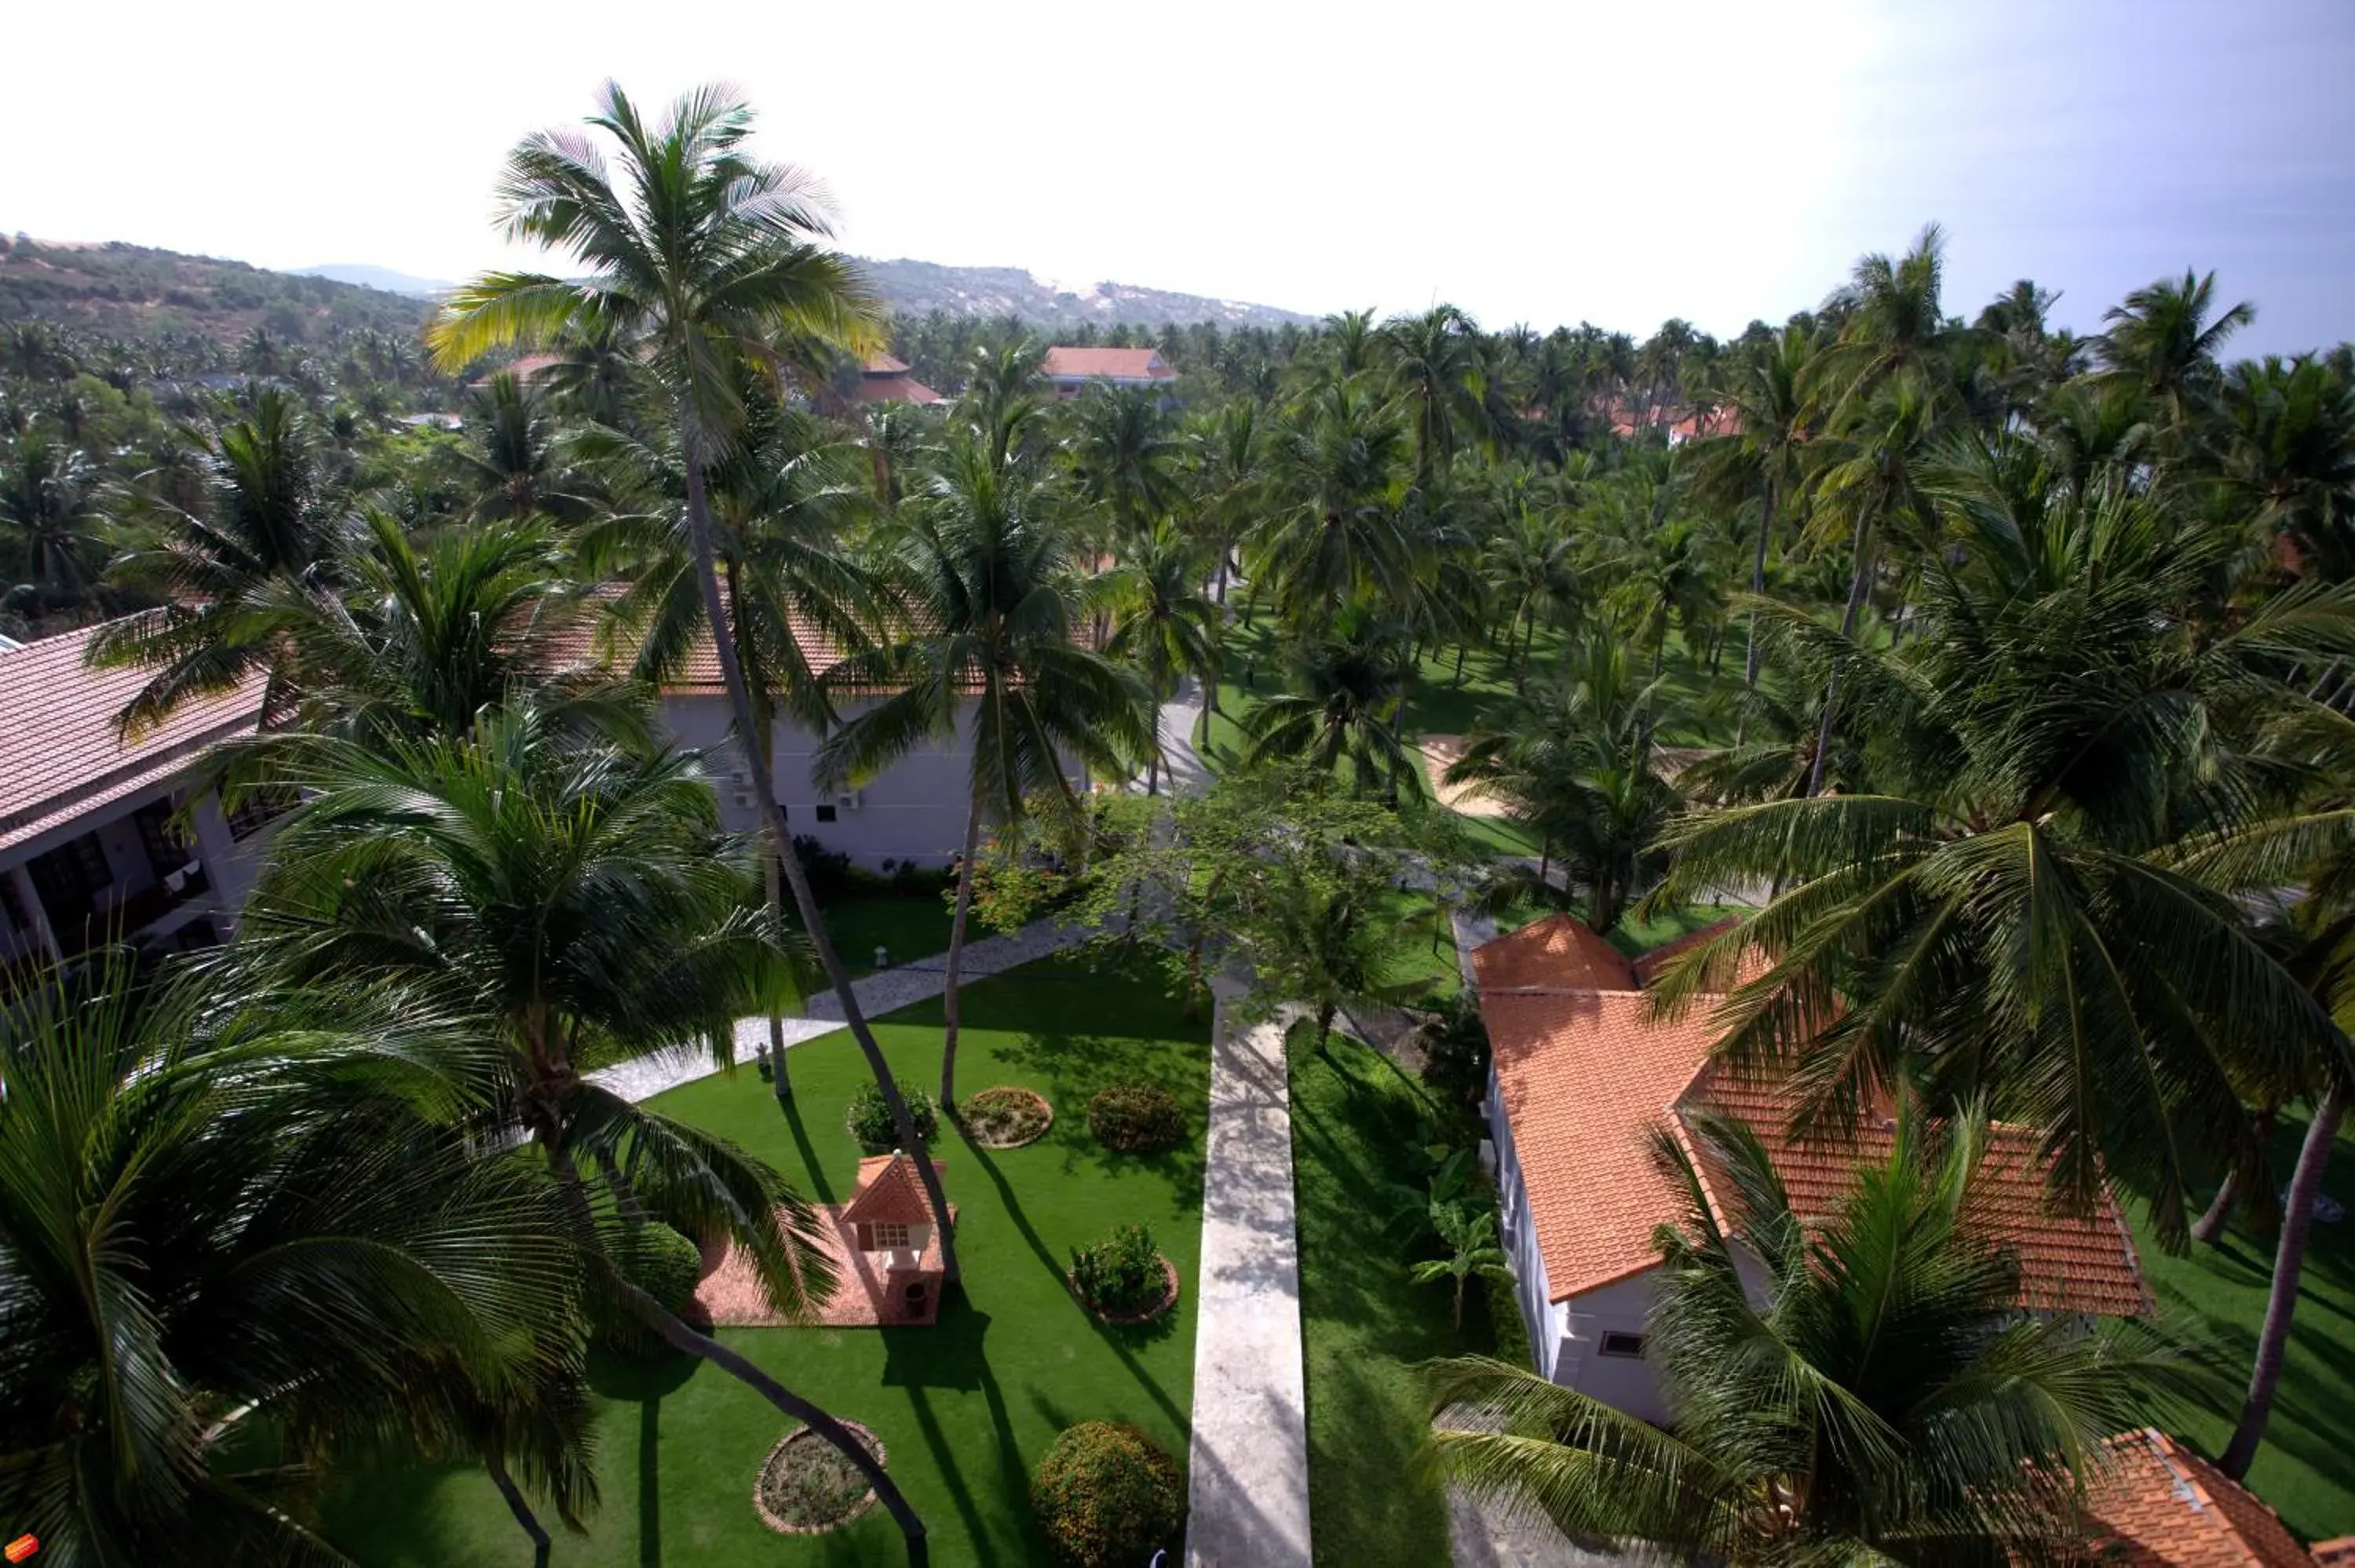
[[295, 263, 455, 297], [0, 238, 433, 347], [0, 237, 1311, 348], [856, 257, 1313, 330]]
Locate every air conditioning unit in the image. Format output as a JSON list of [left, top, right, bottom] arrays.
[[729, 790, 759, 811], [834, 789, 864, 812]]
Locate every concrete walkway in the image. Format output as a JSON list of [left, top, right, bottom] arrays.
[[1133, 675, 1211, 797], [586, 915, 1095, 1103], [1185, 983, 1313, 1568]]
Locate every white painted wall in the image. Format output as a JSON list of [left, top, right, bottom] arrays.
[[1557, 1272, 1670, 1425], [659, 692, 1004, 867], [1485, 1060, 1565, 1380]]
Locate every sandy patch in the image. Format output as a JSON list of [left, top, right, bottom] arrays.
[[1419, 735, 1510, 817]]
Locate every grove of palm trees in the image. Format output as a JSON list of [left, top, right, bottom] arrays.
[[3, 77, 2353, 1568]]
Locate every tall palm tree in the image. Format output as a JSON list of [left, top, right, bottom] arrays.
[[1248, 378, 1415, 628], [1477, 505, 1580, 684], [1809, 223, 1969, 425], [89, 388, 353, 732], [455, 370, 595, 524], [1067, 384, 1184, 538], [1243, 603, 1423, 800], [1690, 323, 1816, 692], [1428, 1103, 2191, 1559], [223, 704, 937, 1553], [425, 81, 937, 1559], [1650, 477, 2355, 1245], [0, 432, 103, 617], [820, 438, 1148, 1108], [583, 389, 881, 1100], [1101, 519, 1220, 793], [0, 957, 594, 1566], [2096, 268, 2255, 436], [1380, 304, 1494, 482]]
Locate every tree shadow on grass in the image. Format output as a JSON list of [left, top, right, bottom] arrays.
[[966, 1139, 1189, 1435], [780, 1092, 839, 1205], [991, 1030, 1211, 1209]]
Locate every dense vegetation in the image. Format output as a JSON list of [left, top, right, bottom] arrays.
[[4, 75, 2354, 1565]]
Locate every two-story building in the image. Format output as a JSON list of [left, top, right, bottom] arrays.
[[0, 622, 270, 976]]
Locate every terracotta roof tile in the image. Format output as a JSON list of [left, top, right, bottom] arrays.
[[862, 353, 911, 374], [1042, 347, 1174, 381], [840, 1154, 946, 1228], [2081, 1429, 2317, 1566], [1473, 913, 1636, 994], [1477, 913, 2150, 1318], [854, 373, 944, 406], [0, 621, 265, 853]]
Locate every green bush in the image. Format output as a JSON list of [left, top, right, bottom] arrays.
[[1086, 1083, 1185, 1153], [1031, 1420, 1185, 1567], [845, 1083, 939, 1151], [1069, 1222, 1166, 1316], [592, 1220, 704, 1354]]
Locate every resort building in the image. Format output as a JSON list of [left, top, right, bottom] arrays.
[[2085, 1428, 2342, 1566], [1042, 346, 1178, 404], [0, 621, 271, 977], [1472, 913, 2150, 1425], [851, 354, 944, 407]]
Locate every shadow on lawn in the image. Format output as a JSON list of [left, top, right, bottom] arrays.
[[991, 1030, 1210, 1209]]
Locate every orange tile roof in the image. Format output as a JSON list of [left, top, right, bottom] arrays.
[[1042, 347, 1174, 381], [1683, 1067, 2152, 1317], [862, 353, 911, 374], [841, 1154, 946, 1228], [2082, 1429, 2317, 1566], [1475, 914, 2150, 1316], [1629, 916, 1741, 988], [1473, 913, 1636, 994], [854, 373, 944, 406], [0, 621, 266, 854]]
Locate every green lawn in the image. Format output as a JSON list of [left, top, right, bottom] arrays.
[[818, 891, 957, 978], [324, 950, 1211, 1567], [2123, 1110, 2355, 1544], [1293, 1030, 1506, 1567]]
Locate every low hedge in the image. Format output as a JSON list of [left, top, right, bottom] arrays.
[[1086, 1083, 1185, 1153], [1031, 1420, 1185, 1566], [1068, 1222, 1167, 1317], [592, 1220, 704, 1354]]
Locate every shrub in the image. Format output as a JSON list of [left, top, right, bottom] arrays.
[[1086, 1083, 1185, 1153], [1068, 1223, 1167, 1317], [845, 1083, 939, 1151], [1031, 1421, 1184, 1567], [792, 834, 855, 897], [592, 1220, 704, 1353]]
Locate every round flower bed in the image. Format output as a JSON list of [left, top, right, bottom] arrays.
[[1032, 1420, 1185, 1567], [962, 1085, 1054, 1149], [1085, 1083, 1185, 1153], [754, 1421, 888, 1535], [845, 1084, 939, 1154], [1067, 1223, 1182, 1325], [1068, 1253, 1181, 1326]]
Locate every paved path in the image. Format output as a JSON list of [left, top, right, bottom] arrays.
[[586, 915, 1095, 1103], [1185, 982, 1313, 1568], [1133, 675, 1211, 797]]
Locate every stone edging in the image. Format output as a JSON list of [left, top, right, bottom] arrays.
[[1068, 1254, 1182, 1326], [962, 1085, 1056, 1149], [754, 1420, 888, 1536]]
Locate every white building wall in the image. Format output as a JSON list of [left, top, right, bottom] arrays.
[[659, 694, 983, 867], [1557, 1273, 1670, 1425], [1484, 1061, 1564, 1380]]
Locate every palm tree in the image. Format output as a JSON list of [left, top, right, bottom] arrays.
[[1067, 384, 1184, 538], [1477, 505, 1580, 684], [1410, 1203, 1512, 1330], [1101, 519, 1220, 793], [1381, 304, 1493, 482], [1650, 476, 2355, 1245], [819, 438, 1149, 1109], [1690, 323, 1816, 692], [1247, 378, 1415, 628], [424, 81, 938, 1559], [455, 369, 595, 524], [2219, 354, 2355, 583], [1243, 603, 1423, 800], [222, 703, 936, 1554], [2097, 268, 2255, 435], [1809, 223, 1969, 425], [89, 388, 352, 732], [0, 956, 593, 1566], [584, 388, 880, 1100], [0, 432, 103, 615], [1428, 1103, 2191, 1559]]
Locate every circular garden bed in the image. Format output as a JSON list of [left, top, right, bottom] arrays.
[[754, 1420, 888, 1535], [962, 1085, 1054, 1148], [1068, 1253, 1182, 1326]]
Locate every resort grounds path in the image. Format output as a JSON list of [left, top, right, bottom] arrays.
[[1185, 983, 1314, 1568], [585, 914, 1097, 1104]]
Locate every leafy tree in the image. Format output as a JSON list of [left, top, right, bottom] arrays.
[[1427, 1103, 2193, 1559], [1409, 1202, 1511, 1330]]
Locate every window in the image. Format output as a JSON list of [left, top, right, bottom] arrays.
[[27, 833, 112, 929], [870, 1222, 912, 1250], [227, 787, 297, 841], [1598, 1331, 1646, 1359], [133, 800, 189, 877], [814, 804, 838, 823]]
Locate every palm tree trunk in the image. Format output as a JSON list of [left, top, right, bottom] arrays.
[[2221, 1083, 2345, 1480], [678, 433, 960, 1286], [1451, 641, 1467, 687], [762, 839, 791, 1102], [1807, 527, 1874, 797], [940, 789, 987, 1110], [486, 1454, 552, 1568], [1316, 1002, 1335, 1057], [2193, 1108, 2276, 1245], [1743, 470, 1776, 692]]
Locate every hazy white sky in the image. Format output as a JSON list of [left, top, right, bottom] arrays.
[[6, 0, 2350, 355]]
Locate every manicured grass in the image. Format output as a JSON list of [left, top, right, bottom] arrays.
[[323, 950, 1211, 1567], [1293, 1030, 1504, 1568], [817, 890, 956, 978], [1604, 902, 1754, 959], [2122, 1109, 2355, 1544]]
